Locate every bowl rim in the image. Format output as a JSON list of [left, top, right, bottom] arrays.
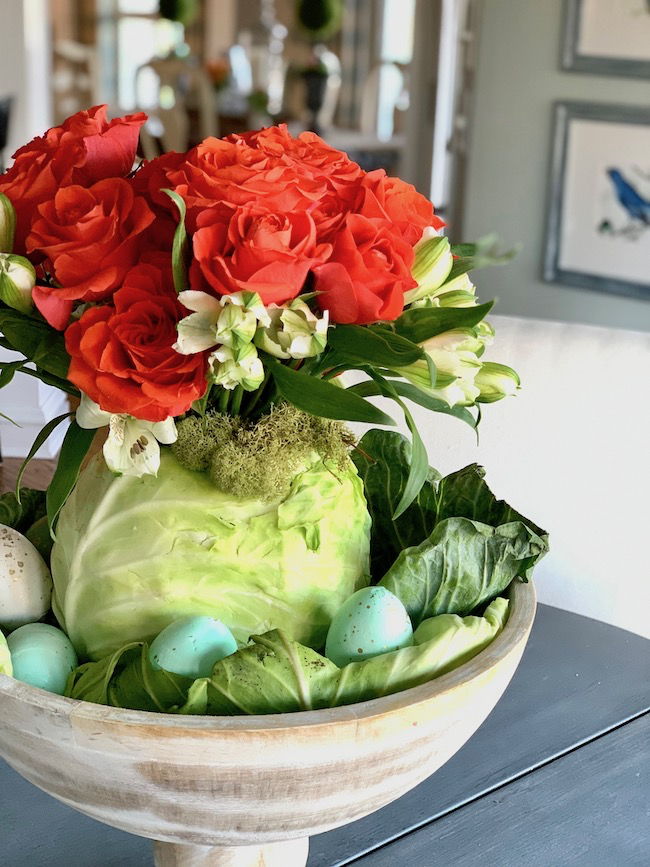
[[0, 580, 536, 732]]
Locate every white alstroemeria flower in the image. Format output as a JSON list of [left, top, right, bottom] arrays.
[[255, 299, 329, 360], [174, 290, 270, 355], [222, 291, 271, 328], [209, 343, 265, 392], [0, 254, 35, 315], [76, 393, 177, 477], [174, 290, 222, 354]]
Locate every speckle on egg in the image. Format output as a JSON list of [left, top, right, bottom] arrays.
[[325, 586, 414, 668]]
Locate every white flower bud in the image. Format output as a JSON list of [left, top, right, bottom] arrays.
[[475, 362, 521, 403], [0, 254, 35, 314], [404, 235, 453, 304], [0, 193, 16, 252]]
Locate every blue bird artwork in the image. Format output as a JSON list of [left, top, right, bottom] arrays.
[[598, 167, 650, 240], [607, 168, 650, 224]]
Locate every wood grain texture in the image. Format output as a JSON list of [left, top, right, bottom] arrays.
[[350, 711, 650, 867], [2, 604, 648, 866], [0, 457, 56, 493], [153, 839, 309, 867], [307, 604, 650, 866], [0, 582, 534, 853]]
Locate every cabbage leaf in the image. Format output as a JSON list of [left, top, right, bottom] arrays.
[[66, 599, 508, 715]]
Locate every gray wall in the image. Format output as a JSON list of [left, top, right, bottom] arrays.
[[462, 0, 650, 331]]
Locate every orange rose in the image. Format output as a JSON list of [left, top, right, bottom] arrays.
[[26, 179, 155, 309], [0, 106, 145, 254], [191, 203, 332, 305], [65, 264, 208, 421]]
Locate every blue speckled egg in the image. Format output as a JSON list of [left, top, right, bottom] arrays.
[[149, 616, 238, 678], [325, 586, 414, 667], [7, 623, 78, 694]]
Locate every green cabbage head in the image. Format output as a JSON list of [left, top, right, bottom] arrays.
[[51, 449, 371, 661]]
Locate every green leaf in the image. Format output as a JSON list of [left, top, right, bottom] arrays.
[[360, 371, 430, 520], [14, 364, 80, 397], [352, 430, 440, 579], [353, 430, 548, 588], [448, 234, 519, 281], [66, 600, 511, 715], [393, 301, 494, 345], [0, 305, 70, 379], [46, 420, 97, 534], [380, 517, 546, 627], [433, 463, 548, 579], [267, 357, 396, 426], [327, 324, 424, 368], [15, 413, 72, 499], [0, 359, 24, 388], [349, 379, 478, 430], [162, 189, 190, 294], [0, 488, 46, 533]]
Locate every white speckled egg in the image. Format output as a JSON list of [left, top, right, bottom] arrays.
[[0, 628, 12, 677], [0, 524, 52, 632], [149, 616, 239, 678], [7, 623, 77, 694], [325, 586, 414, 667]]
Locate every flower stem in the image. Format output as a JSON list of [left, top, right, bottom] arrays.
[[230, 384, 243, 417], [218, 388, 230, 414]]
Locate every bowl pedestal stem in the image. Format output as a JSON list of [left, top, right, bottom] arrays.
[[152, 838, 309, 867]]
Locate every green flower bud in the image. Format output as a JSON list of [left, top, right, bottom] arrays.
[[475, 362, 521, 403], [209, 343, 265, 392], [0, 192, 16, 252], [0, 254, 35, 314], [404, 235, 453, 304]]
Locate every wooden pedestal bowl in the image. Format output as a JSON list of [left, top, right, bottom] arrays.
[[0, 581, 535, 867]]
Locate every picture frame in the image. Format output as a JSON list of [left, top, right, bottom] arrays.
[[544, 101, 650, 301], [563, 0, 650, 78]]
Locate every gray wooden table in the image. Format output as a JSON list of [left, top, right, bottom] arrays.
[[1, 604, 649, 866]]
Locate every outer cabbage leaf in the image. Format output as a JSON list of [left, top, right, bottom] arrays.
[[352, 430, 548, 586], [380, 517, 545, 627], [66, 641, 195, 712], [67, 600, 508, 715], [0, 488, 46, 533], [52, 449, 370, 660], [351, 430, 441, 579]]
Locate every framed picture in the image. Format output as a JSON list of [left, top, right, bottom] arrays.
[[544, 101, 650, 301], [563, 0, 650, 78]]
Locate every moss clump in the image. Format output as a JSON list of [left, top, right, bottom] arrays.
[[171, 414, 234, 471], [172, 404, 354, 502]]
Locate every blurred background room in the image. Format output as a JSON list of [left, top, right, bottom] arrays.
[[0, 0, 649, 636]]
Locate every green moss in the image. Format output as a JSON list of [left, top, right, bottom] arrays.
[[173, 404, 354, 501]]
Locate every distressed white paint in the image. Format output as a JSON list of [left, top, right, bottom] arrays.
[[0, 582, 535, 866]]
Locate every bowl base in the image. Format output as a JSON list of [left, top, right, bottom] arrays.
[[152, 838, 309, 867]]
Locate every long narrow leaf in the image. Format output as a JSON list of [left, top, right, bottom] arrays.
[[394, 301, 494, 344], [17, 364, 80, 397], [46, 421, 97, 534], [0, 360, 24, 388], [361, 370, 429, 519], [267, 358, 396, 426], [349, 379, 478, 430], [327, 325, 424, 368], [162, 189, 189, 293], [15, 412, 72, 500]]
